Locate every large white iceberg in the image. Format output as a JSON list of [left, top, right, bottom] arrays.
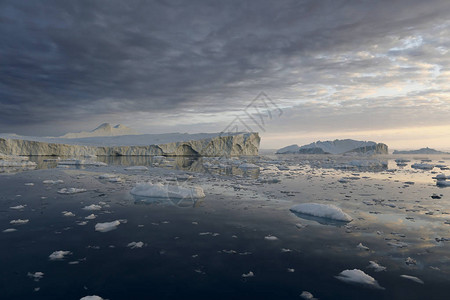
[[130, 182, 205, 199], [95, 220, 121, 232], [335, 269, 384, 289], [290, 203, 352, 222]]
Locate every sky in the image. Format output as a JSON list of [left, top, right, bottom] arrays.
[[1, 0, 450, 150]]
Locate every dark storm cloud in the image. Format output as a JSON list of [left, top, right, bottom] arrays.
[[1, 0, 450, 135]]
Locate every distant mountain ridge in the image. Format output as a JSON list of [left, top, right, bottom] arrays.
[[277, 139, 388, 155], [393, 147, 450, 155], [59, 123, 138, 139]]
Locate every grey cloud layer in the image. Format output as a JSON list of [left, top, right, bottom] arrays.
[[1, 0, 450, 135]]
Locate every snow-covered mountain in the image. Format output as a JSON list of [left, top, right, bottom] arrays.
[[277, 139, 388, 155], [59, 123, 138, 139]]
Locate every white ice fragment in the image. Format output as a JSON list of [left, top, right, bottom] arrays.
[[24, 183, 34, 186], [335, 269, 384, 289], [287, 268, 295, 273], [10, 219, 29, 225], [80, 296, 104, 300], [242, 271, 254, 278], [125, 166, 148, 171], [300, 291, 316, 300], [85, 214, 97, 220], [49, 250, 72, 261], [357, 243, 370, 251], [83, 204, 102, 211], [130, 182, 205, 199], [10, 205, 26, 210], [367, 261, 386, 272], [3, 228, 17, 233], [95, 220, 121, 232], [264, 235, 278, 241], [27, 272, 44, 281], [239, 163, 260, 170], [98, 174, 116, 179], [400, 275, 424, 284], [58, 188, 87, 194], [437, 181, 450, 187], [127, 241, 145, 249], [290, 203, 352, 222], [62, 211, 75, 217], [43, 179, 64, 184]]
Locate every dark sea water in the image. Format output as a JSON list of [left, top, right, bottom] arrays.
[[1, 155, 450, 299]]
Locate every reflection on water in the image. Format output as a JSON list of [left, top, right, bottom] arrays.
[[132, 194, 204, 208]]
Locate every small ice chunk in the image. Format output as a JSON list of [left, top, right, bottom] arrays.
[[62, 211, 75, 217], [411, 163, 434, 170], [58, 159, 107, 166], [241, 271, 254, 278], [125, 166, 148, 171], [10, 205, 26, 210], [58, 188, 87, 194], [300, 291, 316, 300], [85, 214, 97, 220], [95, 220, 121, 232], [287, 268, 295, 272], [24, 183, 34, 186], [3, 228, 17, 233], [335, 269, 384, 289], [83, 204, 102, 211], [357, 243, 370, 251], [43, 179, 64, 184], [80, 296, 104, 300], [400, 275, 424, 284], [437, 181, 450, 187], [239, 163, 260, 170], [405, 257, 417, 265], [127, 241, 145, 249], [98, 174, 116, 179], [264, 235, 278, 241], [10, 219, 29, 225], [131, 182, 205, 199], [367, 261, 386, 272], [290, 203, 352, 222], [49, 250, 72, 261], [27, 272, 44, 281]]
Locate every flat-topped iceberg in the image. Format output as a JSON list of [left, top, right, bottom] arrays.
[[131, 182, 205, 199], [290, 203, 352, 222]]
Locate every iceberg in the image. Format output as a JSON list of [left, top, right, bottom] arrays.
[[57, 188, 87, 194], [130, 182, 205, 199], [335, 269, 384, 289], [400, 275, 424, 284], [290, 203, 352, 222], [95, 220, 121, 232], [277, 139, 388, 155], [49, 250, 72, 261]]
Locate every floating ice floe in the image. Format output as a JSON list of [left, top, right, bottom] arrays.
[[10, 205, 26, 210], [367, 261, 386, 272], [290, 203, 352, 222], [335, 269, 384, 289], [58, 159, 107, 166], [83, 204, 102, 211], [356, 243, 370, 251], [242, 271, 254, 278], [400, 275, 424, 284], [411, 163, 434, 170], [62, 211, 75, 217], [238, 163, 260, 170], [0, 154, 37, 167], [49, 250, 72, 260], [43, 179, 64, 184], [433, 174, 450, 180], [27, 272, 44, 281], [300, 291, 317, 300], [80, 296, 104, 300], [127, 241, 145, 249], [264, 235, 279, 241], [95, 220, 121, 232], [131, 182, 205, 199], [57, 188, 87, 194], [10, 219, 29, 225], [24, 183, 34, 186], [85, 214, 97, 220], [125, 166, 148, 171], [3, 228, 17, 233]]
